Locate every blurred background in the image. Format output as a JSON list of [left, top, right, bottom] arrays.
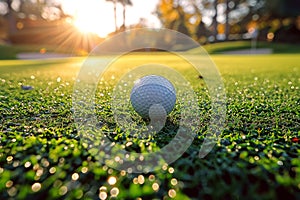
[[0, 0, 299, 57]]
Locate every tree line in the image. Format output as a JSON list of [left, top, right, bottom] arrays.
[[0, 0, 300, 44], [156, 0, 300, 43]]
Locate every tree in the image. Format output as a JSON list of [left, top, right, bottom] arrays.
[[156, 0, 202, 38], [192, 0, 267, 41], [265, 0, 300, 18], [106, 0, 132, 32], [2, 0, 69, 33], [106, 0, 118, 31], [157, 0, 300, 43], [2, 0, 68, 19], [263, 0, 300, 43], [5, 0, 16, 35], [0, 0, 72, 44], [212, 0, 218, 41], [120, 0, 132, 31], [229, 0, 300, 41]]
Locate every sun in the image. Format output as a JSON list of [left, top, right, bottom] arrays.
[[62, 0, 115, 38]]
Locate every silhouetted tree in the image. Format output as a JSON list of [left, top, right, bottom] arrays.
[[4, 0, 16, 35], [120, 0, 132, 31], [265, 0, 300, 18], [106, 0, 118, 31], [2, 0, 69, 34], [106, 0, 132, 32]]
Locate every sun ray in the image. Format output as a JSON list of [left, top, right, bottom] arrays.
[[62, 0, 115, 38], [17, 18, 101, 54]]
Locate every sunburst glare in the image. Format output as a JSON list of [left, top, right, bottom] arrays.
[[62, 0, 115, 38]]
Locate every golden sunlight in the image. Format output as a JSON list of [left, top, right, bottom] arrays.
[[62, 0, 115, 38]]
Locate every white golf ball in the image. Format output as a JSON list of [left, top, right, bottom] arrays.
[[130, 75, 176, 119]]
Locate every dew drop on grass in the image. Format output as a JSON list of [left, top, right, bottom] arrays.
[[110, 187, 119, 197], [81, 167, 88, 173], [36, 169, 43, 177], [125, 142, 132, 147], [139, 155, 144, 161], [114, 156, 120, 162], [127, 168, 133, 173], [170, 178, 178, 186], [31, 183, 41, 192], [72, 173, 79, 181], [59, 158, 65, 164], [168, 189, 176, 198], [6, 180, 13, 188], [168, 167, 175, 174], [102, 165, 108, 171], [108, 168, 113, 174], [24, 161, 31, 168], [13, 161, 20, 167], [99, 191, 107, 200], [49, 167, 56, 174], [138, 175, 145, 184], [120, 170, 126, 176], [162, 164, 168, 171], [99, 186, 107, 191], [6, 156, 13, 162], [277, 160, 283, 166], [7, 187, 17, 197], [133, 178, 138, 184], [107, 176, 117, 185], [41, 159, 49, 167], [149, 175, 155, 181], [152, 183, 159, 191], [59, 186, 68, 196], [267, 152, 272, 158]]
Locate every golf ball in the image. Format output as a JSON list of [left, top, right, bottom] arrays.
[[130, 75, 176, 119]]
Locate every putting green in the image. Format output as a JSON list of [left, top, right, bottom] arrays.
[[0, 54, 299, 199]]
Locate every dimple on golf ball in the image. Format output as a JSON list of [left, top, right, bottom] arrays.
[[130, 75, 176, 119]]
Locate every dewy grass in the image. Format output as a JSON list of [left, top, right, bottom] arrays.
[[0, 54, 299, 199]]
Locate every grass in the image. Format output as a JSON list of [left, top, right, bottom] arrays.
[[1, 40, 300, 60], [199, 41, 300, 54], [0, 45, 81, 60], [0, 53, 299, 199], [0, 45, 34, 60]]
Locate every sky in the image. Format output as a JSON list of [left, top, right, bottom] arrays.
[[61, 0, 161, 37]]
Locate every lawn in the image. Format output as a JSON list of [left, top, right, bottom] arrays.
[[195, 41, 300, 54], [0, 53, 299, 199], [1, 40, 300, 60]]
